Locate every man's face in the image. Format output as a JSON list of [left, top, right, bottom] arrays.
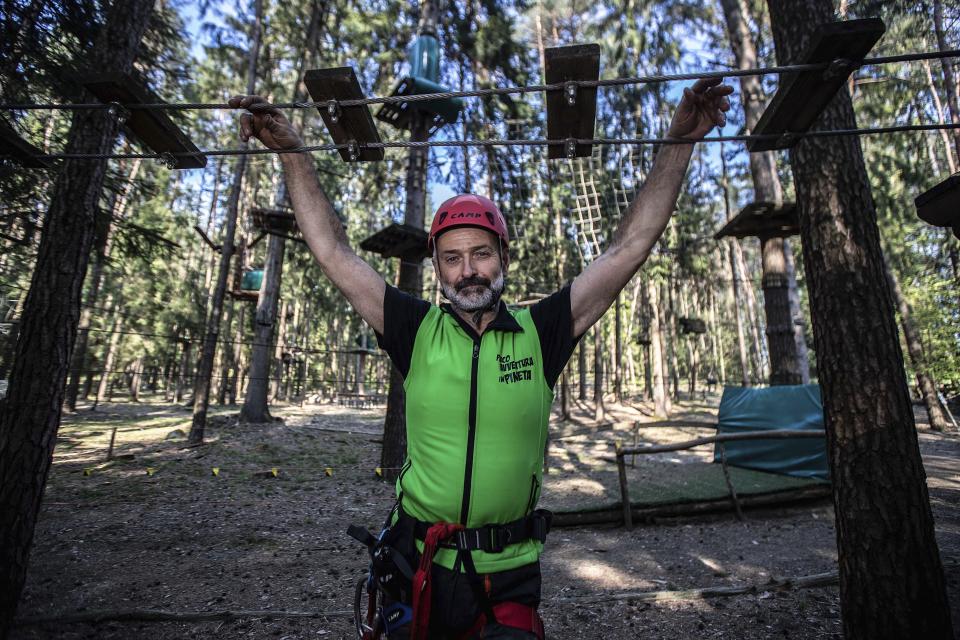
[[433, 227, 508, 313]]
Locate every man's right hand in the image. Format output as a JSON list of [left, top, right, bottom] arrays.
[[229, 95, 304, 150]]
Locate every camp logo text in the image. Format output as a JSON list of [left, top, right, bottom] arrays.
[[496, 353, 534, 384]]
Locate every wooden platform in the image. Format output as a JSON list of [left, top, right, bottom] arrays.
[[714, 201, 800, 239], [544, 43, 601, 159], [81, 73, 206, 169], [747, 19, 885, 152], [359, 223, 429, 260], [303, 67, 383, 162], [916, 173, 960, 239], [0, 119, 51, 168]]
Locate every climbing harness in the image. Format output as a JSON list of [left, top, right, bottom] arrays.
[[348, 507, 551, 639]]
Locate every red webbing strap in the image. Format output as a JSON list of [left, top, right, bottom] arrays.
[[459, 602, 544, 640], [492, 602, 544, 639], [410, 522, 463, 640]]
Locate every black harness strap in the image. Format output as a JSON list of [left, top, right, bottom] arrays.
[[402, 508, 553, 553]]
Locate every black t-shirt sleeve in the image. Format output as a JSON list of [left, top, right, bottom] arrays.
[[529, 285, 581, 389], [375, 284, 431, 378]]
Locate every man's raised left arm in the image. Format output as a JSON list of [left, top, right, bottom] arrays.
[[569, 78, 733, 337]]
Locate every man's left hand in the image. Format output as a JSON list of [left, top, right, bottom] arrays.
[[666, 77, 733, 141]]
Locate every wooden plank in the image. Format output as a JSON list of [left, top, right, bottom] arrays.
[[251, 208, 297, 234], [359, 223, 429, 260], [544, 43, 600, 159], [747, 18, 886, 152], [303, 67, 383, 162], [915, 173, 959, 239], [0, 119, 51, 168], [713, 201, 799, 239], [80, 73, 206, 169]]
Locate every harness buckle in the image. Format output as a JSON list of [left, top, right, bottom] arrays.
[[483, 526, 510, 553]]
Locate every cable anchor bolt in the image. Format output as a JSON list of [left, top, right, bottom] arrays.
[[156, 152, 177, 170], [326, 100, 341, 123], [564, 81, 578, 106], [823, 58, 856, 81], [347, 140, 360, 162], [564, 138, 578, 158], [106, 102, 130, 124], [776, 131, 798, 149]]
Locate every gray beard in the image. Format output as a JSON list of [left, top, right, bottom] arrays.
[[441, 271, 505, 315]]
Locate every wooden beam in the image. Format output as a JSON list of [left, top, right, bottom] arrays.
[[714, 201, 800, 239], [617, 429, 824, 456], [359, 223, 429, 260], [747, 18, 886, 152], [544, 43, 601, 160], [250, 207, 297, 234], [303, 67, 384, 162], [0, 119, 51, 168], [915, 173, 960, 239], [81, 73, 206, 169]]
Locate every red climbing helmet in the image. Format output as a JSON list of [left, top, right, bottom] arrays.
[[427, 194, 509, 252]]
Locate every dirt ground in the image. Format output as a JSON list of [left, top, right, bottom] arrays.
[[10, 395, 960, 639]]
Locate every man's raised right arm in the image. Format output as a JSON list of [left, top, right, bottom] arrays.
[[231, 95, 385, 334]]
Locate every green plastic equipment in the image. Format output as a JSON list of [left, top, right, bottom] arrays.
[[241, 269, 264, 292], [376, 33, 462, 134]]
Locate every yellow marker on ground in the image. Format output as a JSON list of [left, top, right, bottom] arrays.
[[83, 468, 93, 476], [375, 467, 383, 477], [271, 467, 279, 477], [325, 467, 333, 477], [146, 467, 156, 476], [211, 467, 220, 476]]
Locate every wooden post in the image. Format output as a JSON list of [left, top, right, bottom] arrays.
[[616, 443, 633, 530], [717, 441, 744, 522], [105, 426, 118, 462]]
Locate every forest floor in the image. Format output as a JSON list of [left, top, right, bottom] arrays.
[[11, 394, 960, 639]]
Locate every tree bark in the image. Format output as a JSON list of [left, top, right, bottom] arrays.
[[380, 104, 429, 481], [241, 232, 285, 423], [767, 2, 953, 636], [647, 280, 670, 417], [718, 0, 803, 386], [189, 0, 263, 444], [65, 157, 142, 410], [93, 300, 124, 411], [592, 324, 604, 421], [0, 0, 154, 633]]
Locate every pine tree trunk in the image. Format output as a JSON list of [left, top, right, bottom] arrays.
[[578, 340, 587, 401], [94, 301, 124, 410], [648, 281, 670, 417], [767, 2, 953, 636], [933, 0, 960, 163], [381, 105, 429, 481], [241, 232, 285, 423], [0, 1, 154, 632], [592, 324, 603, 421], [189, 0, 263, 444], [65, 158, 142, 410], [885, 265, 951, 431], [718, 0, 802, 385]]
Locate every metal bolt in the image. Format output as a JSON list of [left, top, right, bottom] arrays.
[[564, 138, 577, 158], [347, 140, 360, 162], [776, 132, 798, 149], [326, 100, 341, 123], [823, 58, 855, 81], [564, 81, 577, 107], [106, 102, 129, 124], [157, 152, 177, 170]]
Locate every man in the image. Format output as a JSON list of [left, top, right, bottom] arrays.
[[231, 76, 731, 639]]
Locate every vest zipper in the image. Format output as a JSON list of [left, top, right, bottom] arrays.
[[459, 340, 481, 525]]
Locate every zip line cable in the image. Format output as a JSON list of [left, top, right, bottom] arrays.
[[0, 49, 957, 165], [1, 49, 957, 113], [11, 123, 960, 164]]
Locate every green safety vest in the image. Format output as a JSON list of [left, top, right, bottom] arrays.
[[398, 304, 553, 573]]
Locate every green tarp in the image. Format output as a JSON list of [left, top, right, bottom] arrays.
[[713, 385, 829, 482]]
